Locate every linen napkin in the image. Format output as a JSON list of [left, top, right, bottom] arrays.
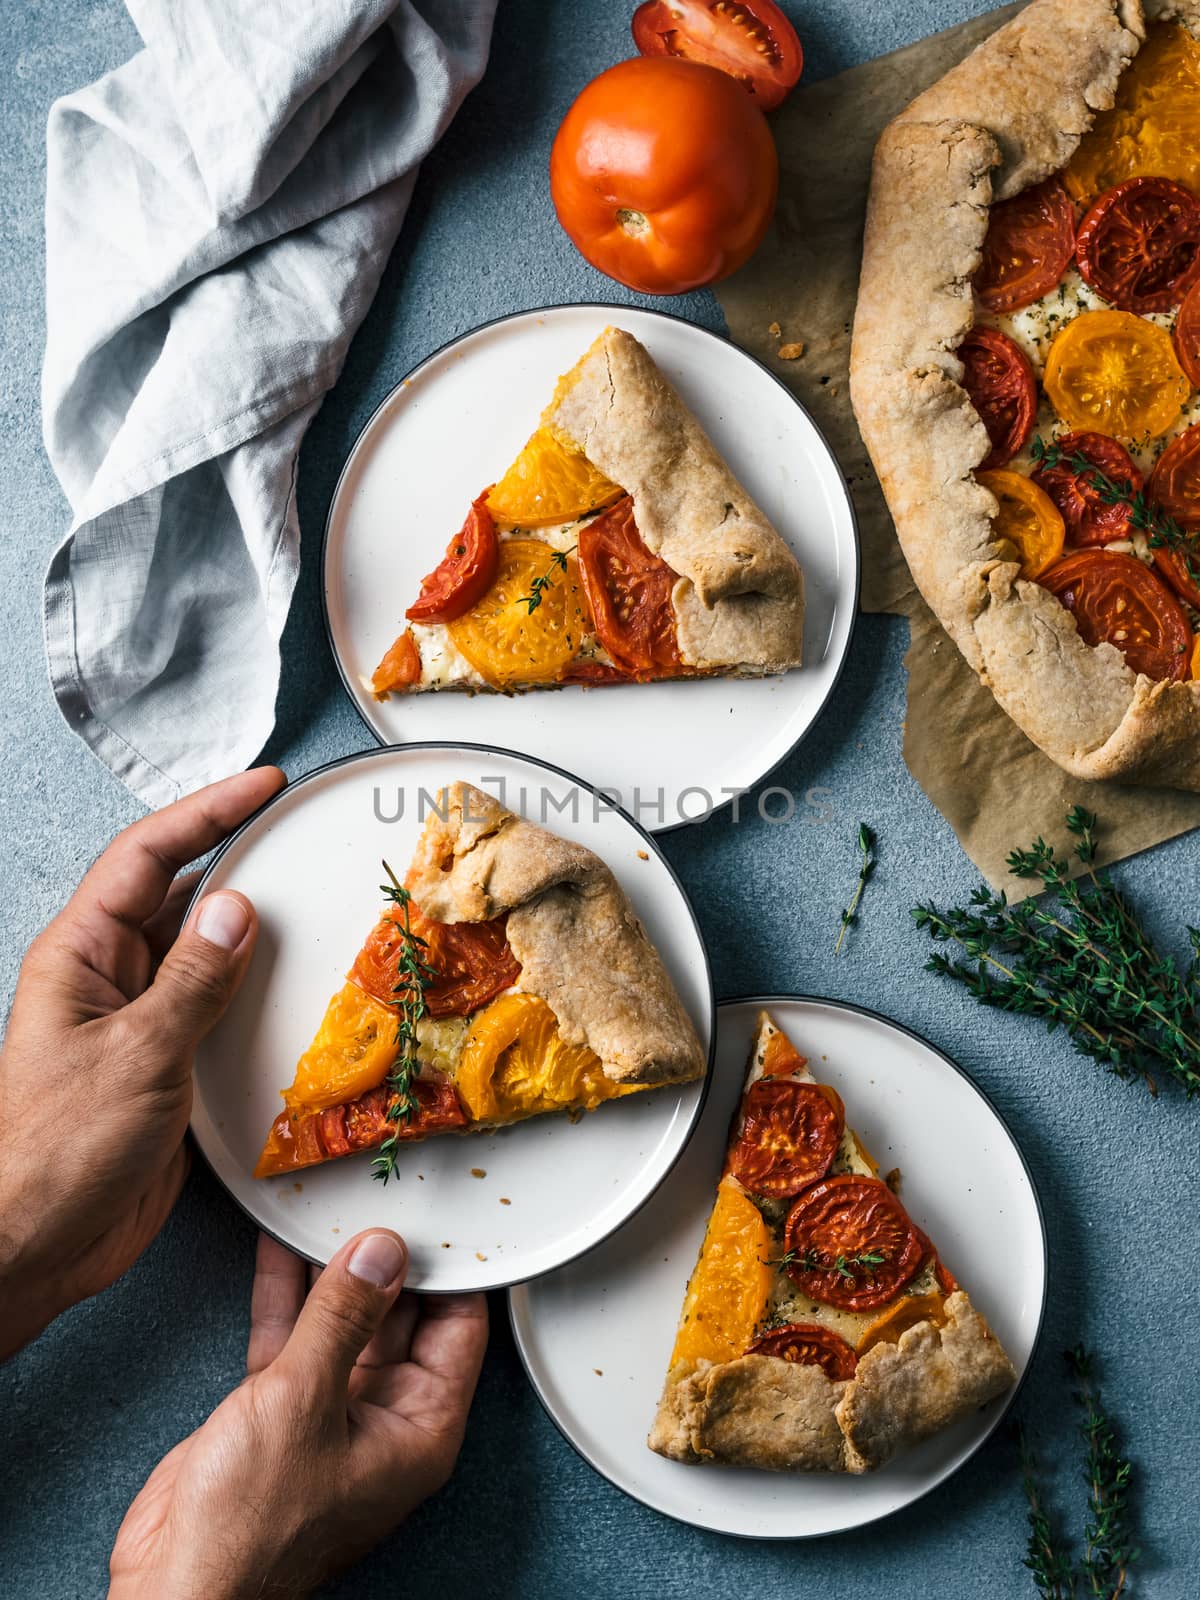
[[42, 0, 497, 807]]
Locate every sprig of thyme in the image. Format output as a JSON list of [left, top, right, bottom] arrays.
[[518, 545, 575, 614], [913, 807, 1200, 1096], [371, 860, 436, 1185], [834, 823, 877, 955], [1018, 1348, 1138, 1600], [1029, 434, 1200, 584], [769, 1247, 887, 1280]]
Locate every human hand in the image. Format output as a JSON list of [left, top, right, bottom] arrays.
[[0, 766, 286, 1357], [110, 1230, 489, 1600]]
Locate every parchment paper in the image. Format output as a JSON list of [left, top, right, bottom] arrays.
[[716, 2, 1200, 885]]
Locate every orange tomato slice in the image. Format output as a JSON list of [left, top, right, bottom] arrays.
[[670, 1179, 773, 1368], [855, 1292, 948, 1357], [1065, 24, 1200, 204], [454, 992, 637, 1122], [283, 982, 399, 1113], [977, 469, 1066, 578], [486, 427, 623, 528], [1043, 310, 1189, 440], [1193, 636, 1200, 679], [447, 537, 585, 687]]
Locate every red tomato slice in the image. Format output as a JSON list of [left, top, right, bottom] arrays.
[[975, 178, 1077, 313], [747, 1322, 858, 1380], [1032, 431, 1144, 547], [350, 905, 521, 1020], [255, 1076, 466, 1177], [958, 327, 1037, 470], [561, 660, 633, 685], [726, 1078, 845, 1200], [1174, 276, 1200, 387], [405, 492, 499, 624], [1076, 177, 1200, 313], [631, 0, 803, 111], [577, 495, 685, 678], [370, 628, 421, 695], [1148, 425, 1200, 606], [1039, 549, 1194, 682], [782, 1176, 924, 1312]]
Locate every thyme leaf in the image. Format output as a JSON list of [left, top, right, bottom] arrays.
[[835, 822, 877, 955], [371, 860, 437, 1185], [518, 545, 574, 614]]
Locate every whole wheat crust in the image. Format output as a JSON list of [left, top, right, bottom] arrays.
[[850, 0, 1200, 788]]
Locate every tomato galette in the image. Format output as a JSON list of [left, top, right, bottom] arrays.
[[370, 327, 805, 696], [649, 1012, 1014, 1473], [851, 1, 1200, 789], [255, 783, 705, 1180]]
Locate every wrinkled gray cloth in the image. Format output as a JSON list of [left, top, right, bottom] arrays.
[[42, 0, 496, 806]]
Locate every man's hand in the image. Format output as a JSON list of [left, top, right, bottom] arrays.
[[0, 766, 286, 1356], [110, 1231, 489, 1600]]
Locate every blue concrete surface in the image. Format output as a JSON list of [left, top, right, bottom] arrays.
[[2, 2, 1198, 1596]]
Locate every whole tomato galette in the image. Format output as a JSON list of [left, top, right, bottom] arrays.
[[851, 0, 1200, 789]]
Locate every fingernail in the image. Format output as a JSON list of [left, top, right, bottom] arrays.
[[195, 893, 251, 950], [347, 1233, 406, 1288]]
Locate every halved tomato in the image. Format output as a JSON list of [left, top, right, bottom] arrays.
[[977, 468, 1065, 578], [1043, 310, 1189, 439], [1039, 548, 1194, 682], [631, 0, 803, 111], [283, 982, 400, 1114], [1032, 431, 1143, 547], [782, 1175, 924, 1312], [577, 496, 685, 677], [1076, 177, 1200, 313], [406, 492, 499, 625], [726, 1078, 845, 1199], [350, 904, 520, 1021], [454, 993, 634, 1123], [486, 428, 622, 528], [1148, 425, 1200, 607], [255, 1076, 466, 1178], [447, 537, 585, 687], [746, 1323, 858, 1380], [370, 628, 421, 696], [1174, 276, 1200, 387], [974, 178, 1076, 313], [958, 327, 1037, 469]]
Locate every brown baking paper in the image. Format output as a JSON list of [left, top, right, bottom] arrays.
[[716, 2, 1200, 885]]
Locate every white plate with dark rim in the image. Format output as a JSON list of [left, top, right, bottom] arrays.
[[509, 995, 1046, 1539], [188, 744, 713, 1293], [322, 304, 859, 833]]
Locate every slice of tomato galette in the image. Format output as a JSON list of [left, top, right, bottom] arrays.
[[649, 1011, 1015, 1474], [255, 782, 706, 1180], [851, 1, 1200, 790], [370, 326, 805, 696]]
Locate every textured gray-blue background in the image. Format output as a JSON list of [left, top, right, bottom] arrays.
[[3, 2, 1198, 1596]]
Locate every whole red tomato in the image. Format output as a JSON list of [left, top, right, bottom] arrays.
[[549, 57, 778, 295]]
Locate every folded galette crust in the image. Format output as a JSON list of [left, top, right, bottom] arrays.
[[405, 782, 706, 1086], [545, 327, 806, 674], [849, 0, 1200, 788]]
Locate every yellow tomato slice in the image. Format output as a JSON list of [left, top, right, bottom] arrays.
[[1065, 24, 1200, 203], [1043, 310, 1189, 440], [670, 1180, 773, 1369], [977, 469, 1066, 579], [1193, 636, 1200, 680], [855, 1292, 948, 1357], [447, 537, 585, 687], [486, 426, 623, 528], [284, 982, 398, 1113], [454, 992, 639, 1122]]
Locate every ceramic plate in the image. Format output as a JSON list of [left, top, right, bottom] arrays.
[[323, 305, 858, 832], [189, 745, 713, 1292], [509, 996, 1045, 1538]]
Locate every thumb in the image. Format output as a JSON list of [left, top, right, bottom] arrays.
[[277, 1231, 409, 1398], [129, 890, 258, 1052]]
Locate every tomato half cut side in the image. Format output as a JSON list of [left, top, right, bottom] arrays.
[[1032, 431, 1144, 547], [1075, 176, 1200, 312], [726, 1078, 845, 1199], [1148, 425, 1200, 606], [782, 1175, 925, 1312], [974, 178, 1077, 313], [577, 495, 686, 677], [958, 327, 1037, 469], [350, 905, 521, 1020], [632, 0, 803, 111], [1175, 276, 1200, 387], [1039, 549, 1194, 682], [747, 1323, 858, 1381], [405, 492, 499, 625]]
